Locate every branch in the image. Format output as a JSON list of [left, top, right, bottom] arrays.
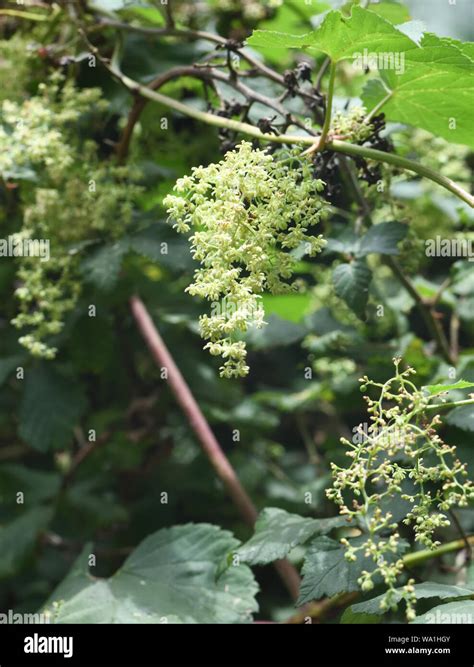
[[403, 535, 474, 568], [330, 140, 474, 209], [129, 295, 301, 601], [92, 20, 228, 46], [85, 19, 474, 207], [94, 20, 293, 86], [285, 536, 474, 623], [89, 19, 324, 121], [113, 72, 461, 365], [116, 64, 312, 162], [105, 61, 312, 145], [304, 59, 336, 154], [425, 397, 474, 412], [116, 96, 146, 164], [105, 63, 474, 207], [286, 533, 474, 623], [0, 8, 48, 20], [116, 65, 215, 163]]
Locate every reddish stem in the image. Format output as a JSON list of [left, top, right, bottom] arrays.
[[129, 295, 301, 601]]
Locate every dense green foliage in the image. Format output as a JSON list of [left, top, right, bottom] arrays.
[[0, 0, 474, 626]]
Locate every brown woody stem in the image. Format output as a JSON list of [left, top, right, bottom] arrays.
[[129, 295, 301, 601]]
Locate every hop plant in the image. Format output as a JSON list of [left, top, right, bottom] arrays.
[[327, 358, 474, 620], [164, 142, 328, 377]]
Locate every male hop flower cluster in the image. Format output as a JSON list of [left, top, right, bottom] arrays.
[[330, 106, 374, 143], [164, 142, 328, 377], [327, 359, 474, 619], [1, 75, 139, 359]]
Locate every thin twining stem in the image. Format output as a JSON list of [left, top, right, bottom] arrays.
[[129, 295, 302, 602], [403, 535, 474, 567], [304, 59, 336, 154], [105, 62, 474, 208], [425, 397, 474, 412]]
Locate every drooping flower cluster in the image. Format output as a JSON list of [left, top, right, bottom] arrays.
[[0, 73, 104, 181], [1, 73, 140, 358], [327, 359, 474, 620], [164, 142, 328, 377]]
